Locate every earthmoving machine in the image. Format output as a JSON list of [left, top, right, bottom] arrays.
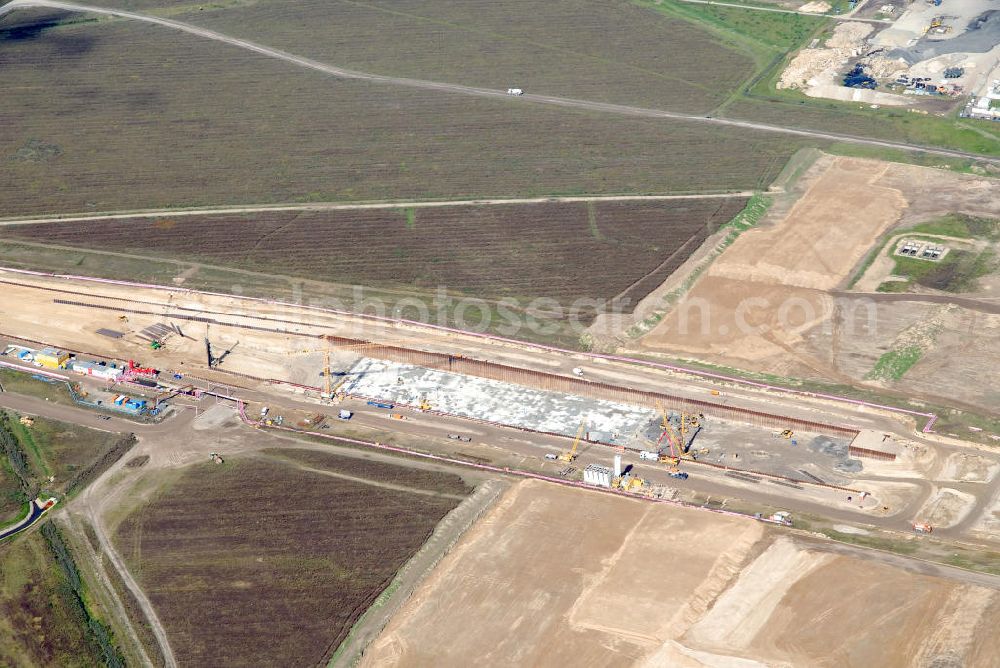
[[418, 395, 432, 412], [559, 422, 587, 463]]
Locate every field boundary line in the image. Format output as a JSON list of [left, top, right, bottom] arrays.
[[0, 265, 940, 431], [0, 0, 995, 163], [0, 193, 754, 226]]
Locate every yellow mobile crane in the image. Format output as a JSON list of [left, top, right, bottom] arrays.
[[559, 422, 587, 463]]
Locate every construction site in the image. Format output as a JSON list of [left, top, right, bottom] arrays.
[[0, 208, 998, 665]]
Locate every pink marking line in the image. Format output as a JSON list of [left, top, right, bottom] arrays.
[[1, 266, 938, 431]]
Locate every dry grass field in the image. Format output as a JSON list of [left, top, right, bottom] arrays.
[[0, 531, 112, 667], [0, 10, 804, 217], [91, 0, 754, 113], [0, 198, 748, 306], [1, 412, 128, 497], [112, 454, 469, 667], [363, 479, 1000, 667]]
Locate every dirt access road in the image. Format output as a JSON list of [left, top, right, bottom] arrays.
[[0, 0, 994, 163], [0, 193, 754, 226]]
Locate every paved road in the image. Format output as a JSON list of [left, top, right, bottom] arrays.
[[0, 498, 47, 541], [1, 0, 996, 163], [0, 193, 754, 226]]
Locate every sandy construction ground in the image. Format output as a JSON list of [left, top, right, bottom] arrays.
[[637, 155, 1000, 412], [362, 479, 1000, 667]]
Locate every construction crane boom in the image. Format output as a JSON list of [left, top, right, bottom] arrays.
[[559, 422, 587, 462]]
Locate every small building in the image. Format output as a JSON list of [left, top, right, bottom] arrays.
[[583, 464, 612, 488], [69, 360, 124, 381], [35, 347, 70, 369]]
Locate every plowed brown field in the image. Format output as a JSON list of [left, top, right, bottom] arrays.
[[113, 454, 468, 667], [0, 198, 748, 306]]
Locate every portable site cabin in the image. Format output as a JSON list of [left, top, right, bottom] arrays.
[[35, 347, 70, 369], [69, 360, 124, 381]]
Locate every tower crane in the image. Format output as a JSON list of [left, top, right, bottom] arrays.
[[284, 339, 375, 400]]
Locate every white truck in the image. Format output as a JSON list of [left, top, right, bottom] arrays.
[[259, 406, 269, 418], [506, 87, 524, 96]]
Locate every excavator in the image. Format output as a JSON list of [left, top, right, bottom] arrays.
[[558, 422, 587, 463]]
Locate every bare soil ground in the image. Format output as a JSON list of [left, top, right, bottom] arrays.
[[636, 154, 1000, 413], [112, 453, 468, 667], [0, 10, 801, 217], [363, 479, 1000, 667]]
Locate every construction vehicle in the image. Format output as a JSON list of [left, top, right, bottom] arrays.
[[418, 395, 432, 412], [912, 522, 933, 534], [125, 360, 157, 377], [558, 422, 587, 463], [150, 341, 162, 350], [387, 413, 406, 420], [338, 410, 353, 420], [755, 511, 792, 526], [506, 87, 524, 96], [619, 475, 645, 491], [779, 429, 794, 439], [209, 452, 224, 464], [368, 400, 394, 409]]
